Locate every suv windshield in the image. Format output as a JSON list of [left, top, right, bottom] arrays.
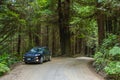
[[30, 48, 42, 53]]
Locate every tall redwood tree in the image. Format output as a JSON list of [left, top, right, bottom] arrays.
[[58, 0, 71, 55]]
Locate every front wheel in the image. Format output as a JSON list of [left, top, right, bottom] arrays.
[[25, 62, 28, 64], [39, 57, 44, 64]]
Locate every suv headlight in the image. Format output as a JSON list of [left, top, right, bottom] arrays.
[[36, 57, 39, 59]]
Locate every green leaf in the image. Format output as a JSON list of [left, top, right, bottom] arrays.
[[109, 46, 120, 56]]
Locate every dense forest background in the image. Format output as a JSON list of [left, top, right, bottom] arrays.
[[0, 0, 120, 80]]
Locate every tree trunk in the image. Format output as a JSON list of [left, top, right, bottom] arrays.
[[107, 17, 112, 33], [96, 1, 105, 45], [58, 0, 71, 56], [113, 17, 117, 34], [52, 27, 55, 55], [34, 24, 41, 46], [17, 26, 21, 55], [28, 26, 32, 47], [97, 12, 105, 44], [46, 26, 49, 47], [0, 0, 2, 5]]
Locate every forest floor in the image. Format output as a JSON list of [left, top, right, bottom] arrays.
[[0, 57, 105, 80]]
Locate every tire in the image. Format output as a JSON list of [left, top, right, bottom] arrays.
[[40, 56, 44, 64], [48, 55, 52, 61], [25, 62, 28, 64]]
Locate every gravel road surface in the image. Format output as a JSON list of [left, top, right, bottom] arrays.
[[0, 57, 104, 80]]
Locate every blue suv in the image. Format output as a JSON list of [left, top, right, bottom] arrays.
[[23, 47, 52, 64]]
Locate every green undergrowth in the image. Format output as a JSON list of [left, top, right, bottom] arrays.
[[94, 34, 120, 80], [0, 53, 19, 76]]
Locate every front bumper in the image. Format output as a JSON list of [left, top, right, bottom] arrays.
[[23, 56, 40, 63]]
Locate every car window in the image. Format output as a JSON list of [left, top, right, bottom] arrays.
[[30, 48, 42, 53], [38, 48, 43, 51], [30, 49, 37, 53], [44, 48, 49, 54]]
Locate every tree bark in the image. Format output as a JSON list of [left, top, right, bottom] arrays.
[[97, 12, 105, 44], [0, 0, 2, 5], [34, 24, 41, 46], [46, 26, 49, 47], [58, 0, 71, 56], [17, 26, 21, 55]]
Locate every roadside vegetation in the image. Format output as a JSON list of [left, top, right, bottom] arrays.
[[94, 34, 120, 80], [0, 0, 120, 80], [0, 53, 19, 76]]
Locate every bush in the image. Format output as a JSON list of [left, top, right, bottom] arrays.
[[104, 61, 120, 75], [0, 53, 20, 76], [0, 53, 19, 67], [101, 34, 117, 49], [94, 52, 103, 59], [109, 46, 120, 60], [104, 61, 120, 80], [94, 34, 120, 80], [0, 63, 10, 76]]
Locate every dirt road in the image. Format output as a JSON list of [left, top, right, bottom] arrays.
[[0, 57, 104, 80]]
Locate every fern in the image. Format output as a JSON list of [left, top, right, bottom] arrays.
[[0, 63, 10, 76]]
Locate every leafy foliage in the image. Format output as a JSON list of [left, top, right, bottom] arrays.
[[72, 3, 95, 18], [104, 61, 120, 75], [0, 53, 19, 67], [0, 0, 119, 79], [94, 34, 120, 80], [104, 61, 120, 80], [0, 63, 10, 76], [70, 1, 97, 48], [0, 53, 19, 76], [109, 47, 120, 57]]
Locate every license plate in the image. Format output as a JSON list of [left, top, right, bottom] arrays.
[[27, 58, 31, 60]]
